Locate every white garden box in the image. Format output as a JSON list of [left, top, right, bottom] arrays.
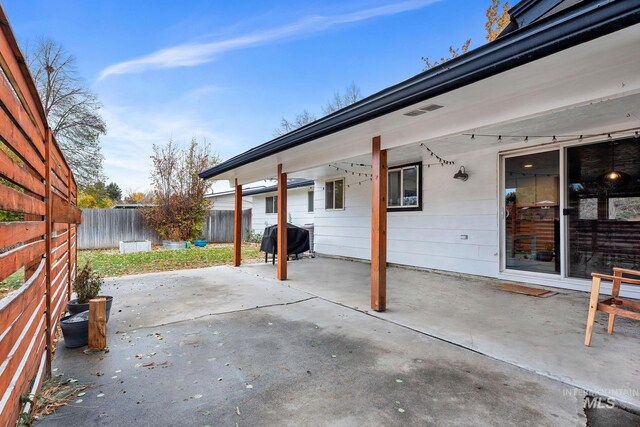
[[119, 240, 152, 254]]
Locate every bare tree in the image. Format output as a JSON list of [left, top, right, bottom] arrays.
[[422, 39, 471, 70], [274, 84, 362, 137], [322, 83, 361, 115], [25, 38, 107, 187], [274, 109, 317, 137]]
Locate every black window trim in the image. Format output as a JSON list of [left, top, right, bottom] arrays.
[[387, 161, 422, 212]]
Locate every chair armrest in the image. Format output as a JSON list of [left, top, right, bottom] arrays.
[[613, 267, 640, 277], [591, 272, 640, 285]]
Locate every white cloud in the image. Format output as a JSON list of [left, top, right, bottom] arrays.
[[99, 100, 237, 192], [98, 0, 439, 80]]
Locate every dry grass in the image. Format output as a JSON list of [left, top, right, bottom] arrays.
[[30, 376, 90, 422]]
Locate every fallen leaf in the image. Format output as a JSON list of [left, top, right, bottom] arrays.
[[142, 362, 154, 368]]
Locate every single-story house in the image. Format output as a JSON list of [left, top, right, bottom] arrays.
[[244, 179, 315, 234], [205, 189, 254, 211], [200, 0, 640, 310]]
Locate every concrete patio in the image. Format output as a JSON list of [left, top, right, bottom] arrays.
[[242, 257, 640, 411], [39, 259, 640, 425]]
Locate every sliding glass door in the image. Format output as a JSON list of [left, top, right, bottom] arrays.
[[566, 138, 640, 278], [504, 151, 561, 274]]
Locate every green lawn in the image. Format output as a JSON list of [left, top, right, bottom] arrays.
[[78, 244, 261, 277], [0, 244, 261, 299]]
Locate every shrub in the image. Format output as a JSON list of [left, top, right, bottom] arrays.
[[74, 263, 103, 303], [142, 138, 220, 241]]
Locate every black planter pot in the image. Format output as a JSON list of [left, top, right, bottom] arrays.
[[67, 296, 113, 322], [60, 311, 89, 348]]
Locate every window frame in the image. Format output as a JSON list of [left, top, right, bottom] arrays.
[[265, 195, 278, 214], [387, 162, 422, 212], [324, 178, 345, 211], [308, 190, 314, 212]]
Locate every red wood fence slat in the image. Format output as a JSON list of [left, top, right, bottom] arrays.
[[0, 6, 81, 426], [0, 184, 46, 216], [0, 222, 45, 249], [0, 147, 45, 196]]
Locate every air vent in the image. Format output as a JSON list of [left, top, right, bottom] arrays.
[[403, 103, 444, 117], [403, 110, 426, 117], [419, 103, 443, 112]]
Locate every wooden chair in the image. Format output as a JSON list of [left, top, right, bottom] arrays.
[[585, 267, 640, 346]]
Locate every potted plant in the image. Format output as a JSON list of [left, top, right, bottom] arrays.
[[60, 311, 89, 348], [536, 242, 555, 262], [67, 263, 113, 321]]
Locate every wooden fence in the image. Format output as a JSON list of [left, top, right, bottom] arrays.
[[78, 208, 252, 249], [0, 6, 82, 426]]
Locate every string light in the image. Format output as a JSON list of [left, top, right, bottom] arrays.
[[462, 128, 640, 143], [328, 164, 372, 177], [420, 144, 455, 167]]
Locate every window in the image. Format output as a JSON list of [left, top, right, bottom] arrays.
[[388, 163, 421, 211], [325, 178, 344, 210], [265, 196, 277, 214], [308, 190, 314, 212]]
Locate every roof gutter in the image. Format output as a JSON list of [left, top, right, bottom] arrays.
[[200, 0, 640, 180]]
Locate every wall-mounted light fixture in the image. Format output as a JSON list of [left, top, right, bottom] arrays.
[[453, 166, 469, 181]]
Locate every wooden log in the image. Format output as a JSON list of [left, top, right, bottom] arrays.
[[88, 297, 107, 349], [277, 164, 287, 280], [371, 135, 387, 312]]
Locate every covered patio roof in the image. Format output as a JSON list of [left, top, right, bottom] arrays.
[[199, 1, 640, 185]]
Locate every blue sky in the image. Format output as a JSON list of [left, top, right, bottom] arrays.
[[4, 0, 489, 192]]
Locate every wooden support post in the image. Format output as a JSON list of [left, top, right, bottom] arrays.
[[371, 136, 387, 312], [67, 173, 72, 300], [277, 164, 287, 280], [88, 297, 107, 349], [44, 128, 53, 376], [233, 179, 242, 267]]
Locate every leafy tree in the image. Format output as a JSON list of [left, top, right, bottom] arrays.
[[274, 84, 362, 136], [105, 182, 122, 202], [486, 0, 511, 42], [78, 181, 114, 208], [123, 191, 148, 204], [25, 38, 107, 187], [142, 138, 220, 241]]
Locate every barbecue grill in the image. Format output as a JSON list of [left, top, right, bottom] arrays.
[[260, 223, 310, 264]]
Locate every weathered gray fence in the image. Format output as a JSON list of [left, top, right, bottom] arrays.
[[78, 208, 251, 249]]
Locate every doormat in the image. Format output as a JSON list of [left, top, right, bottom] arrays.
[[496, 283, 556, 297]]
